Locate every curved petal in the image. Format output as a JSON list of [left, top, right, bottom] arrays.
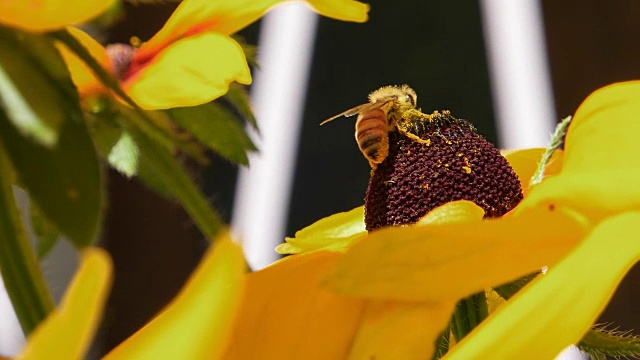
[[348, 300, 455, 359], [446, 212, 640, 359], [502, 148, 563, 194], [326, 206, 588, 302], [520, 81, 640, 220], [224, 251, 365, 359], [0, 0, 116, 32], [56, 27, 110, 95], [18, 248, 112, 360], [138, 0, 369, 59], [125, 33, 251, 110], [104, 233, 246, 360], [306, 0, 370, 23], [276, 206, 366, 255], [417, 200, 484, 226]]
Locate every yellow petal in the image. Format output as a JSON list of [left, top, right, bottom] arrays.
[[138, 0, 369, 60], [520, 81, 640, 220], [327, 205, 588, 302], [0, 0, 116, 32], [56, 27, 110, 95], [446, 212, 640, 359], [125, 33, 251, 110], [104, 233, 246, 360], [18, 248, 112, 360], [502, 148, 563, 194], [224, 251, 365, 359], [348, 300, 455, 360], [276, 206, 366, 255], [417, 200, 484, 226], [306, 0, 370, 23]]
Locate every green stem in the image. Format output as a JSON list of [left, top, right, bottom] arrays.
[[0, 141, 54, 335], [451, 291, 488, 342], [122, 118, 223, 240], [432, 324, 450, 359]]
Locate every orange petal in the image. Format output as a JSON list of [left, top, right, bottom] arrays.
[[56, 27, 110, 96], [18, 248, 112, 360], [138, 0, 369, 60], [276, 206, 366, 255], [348, 300, 455, 359], [0, 0, 116, 32], [520, 81, 640, 221], [223, 251, 365, 359], [447, 212, 640, 359], [326, 205, 588, 302], [103, 233, 246, 359], [124, 33, 250, 110]]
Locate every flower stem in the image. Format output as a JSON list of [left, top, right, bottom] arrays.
[[451, 291, 488, 343], [0, 142, 54, 335]]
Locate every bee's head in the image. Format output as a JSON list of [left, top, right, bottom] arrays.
[[369, 84, 417, 113]]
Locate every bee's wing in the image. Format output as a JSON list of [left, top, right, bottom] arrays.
[[320, 98, 395, 125]]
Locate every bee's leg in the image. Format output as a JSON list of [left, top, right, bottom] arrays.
[[396, 109, 432, 145]]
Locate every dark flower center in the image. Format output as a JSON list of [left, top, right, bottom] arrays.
[[364, 110, 523, 231]]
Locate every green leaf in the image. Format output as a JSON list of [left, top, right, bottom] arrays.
[[493, 272, 539, 300], [0, 25, 81, 147], [0, 139, 54, 334], [118, 115, 224, 240], [224, 84, 258, 131], [0, 109, 104, 248], [107, 131, 139, 178], [29, 201, 60, 259], [579, 326, 640, 359], [167, 103, 257, 165]]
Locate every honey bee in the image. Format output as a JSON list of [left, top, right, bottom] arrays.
[[321, 84, 423, 168]]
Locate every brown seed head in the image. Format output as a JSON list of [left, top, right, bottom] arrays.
[[364, 110, 523, 231]]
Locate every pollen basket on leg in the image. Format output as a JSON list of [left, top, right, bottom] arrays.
[[364, 110, 523, 231]]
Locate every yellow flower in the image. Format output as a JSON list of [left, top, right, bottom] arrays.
[[6, 233, 245, 360], [0, 0, 115, 32], [323, 81, 640, 358], [61, 0, 369, 109], [13, 248, 112, 360]]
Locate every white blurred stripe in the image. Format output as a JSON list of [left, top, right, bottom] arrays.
[[0, 276, 25, 357], [231, 4, 318, 270], [480, 0, 556, 149]]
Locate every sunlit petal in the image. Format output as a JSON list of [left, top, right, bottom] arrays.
[[306, 0, 370, 23], [0, 0, 116, 32], [224, 251, 365, 359], [104, 233, 246, 360], [276, 206, 366, 255], [520, 81, 640, 220], [18, 248, 112, 360], [327, 206, 588, 302], [348, 300, 455, 359], [502, 148, 563, 194], [445, 212, 640, 359], [124, 33, 250, 110], [417, 200, 484, 226], [138, 0, 369, 59], [56, 27, 110, 95]]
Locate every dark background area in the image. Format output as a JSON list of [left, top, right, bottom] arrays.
[[100, 0, 640, 354]]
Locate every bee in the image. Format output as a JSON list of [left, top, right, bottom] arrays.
[[321, 84, 424, 168]]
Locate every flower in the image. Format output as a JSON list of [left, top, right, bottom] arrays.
[[61, 0, 370, 109], [325, 81, 640, 357], [6, 233, 245, 360], [12, 248, 112, 360], [0, 0, 115, 32]]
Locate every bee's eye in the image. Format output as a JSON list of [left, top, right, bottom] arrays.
[[406, 94, 416, 107]]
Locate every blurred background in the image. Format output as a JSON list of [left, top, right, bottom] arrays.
[[2, 0, 639, 357]]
